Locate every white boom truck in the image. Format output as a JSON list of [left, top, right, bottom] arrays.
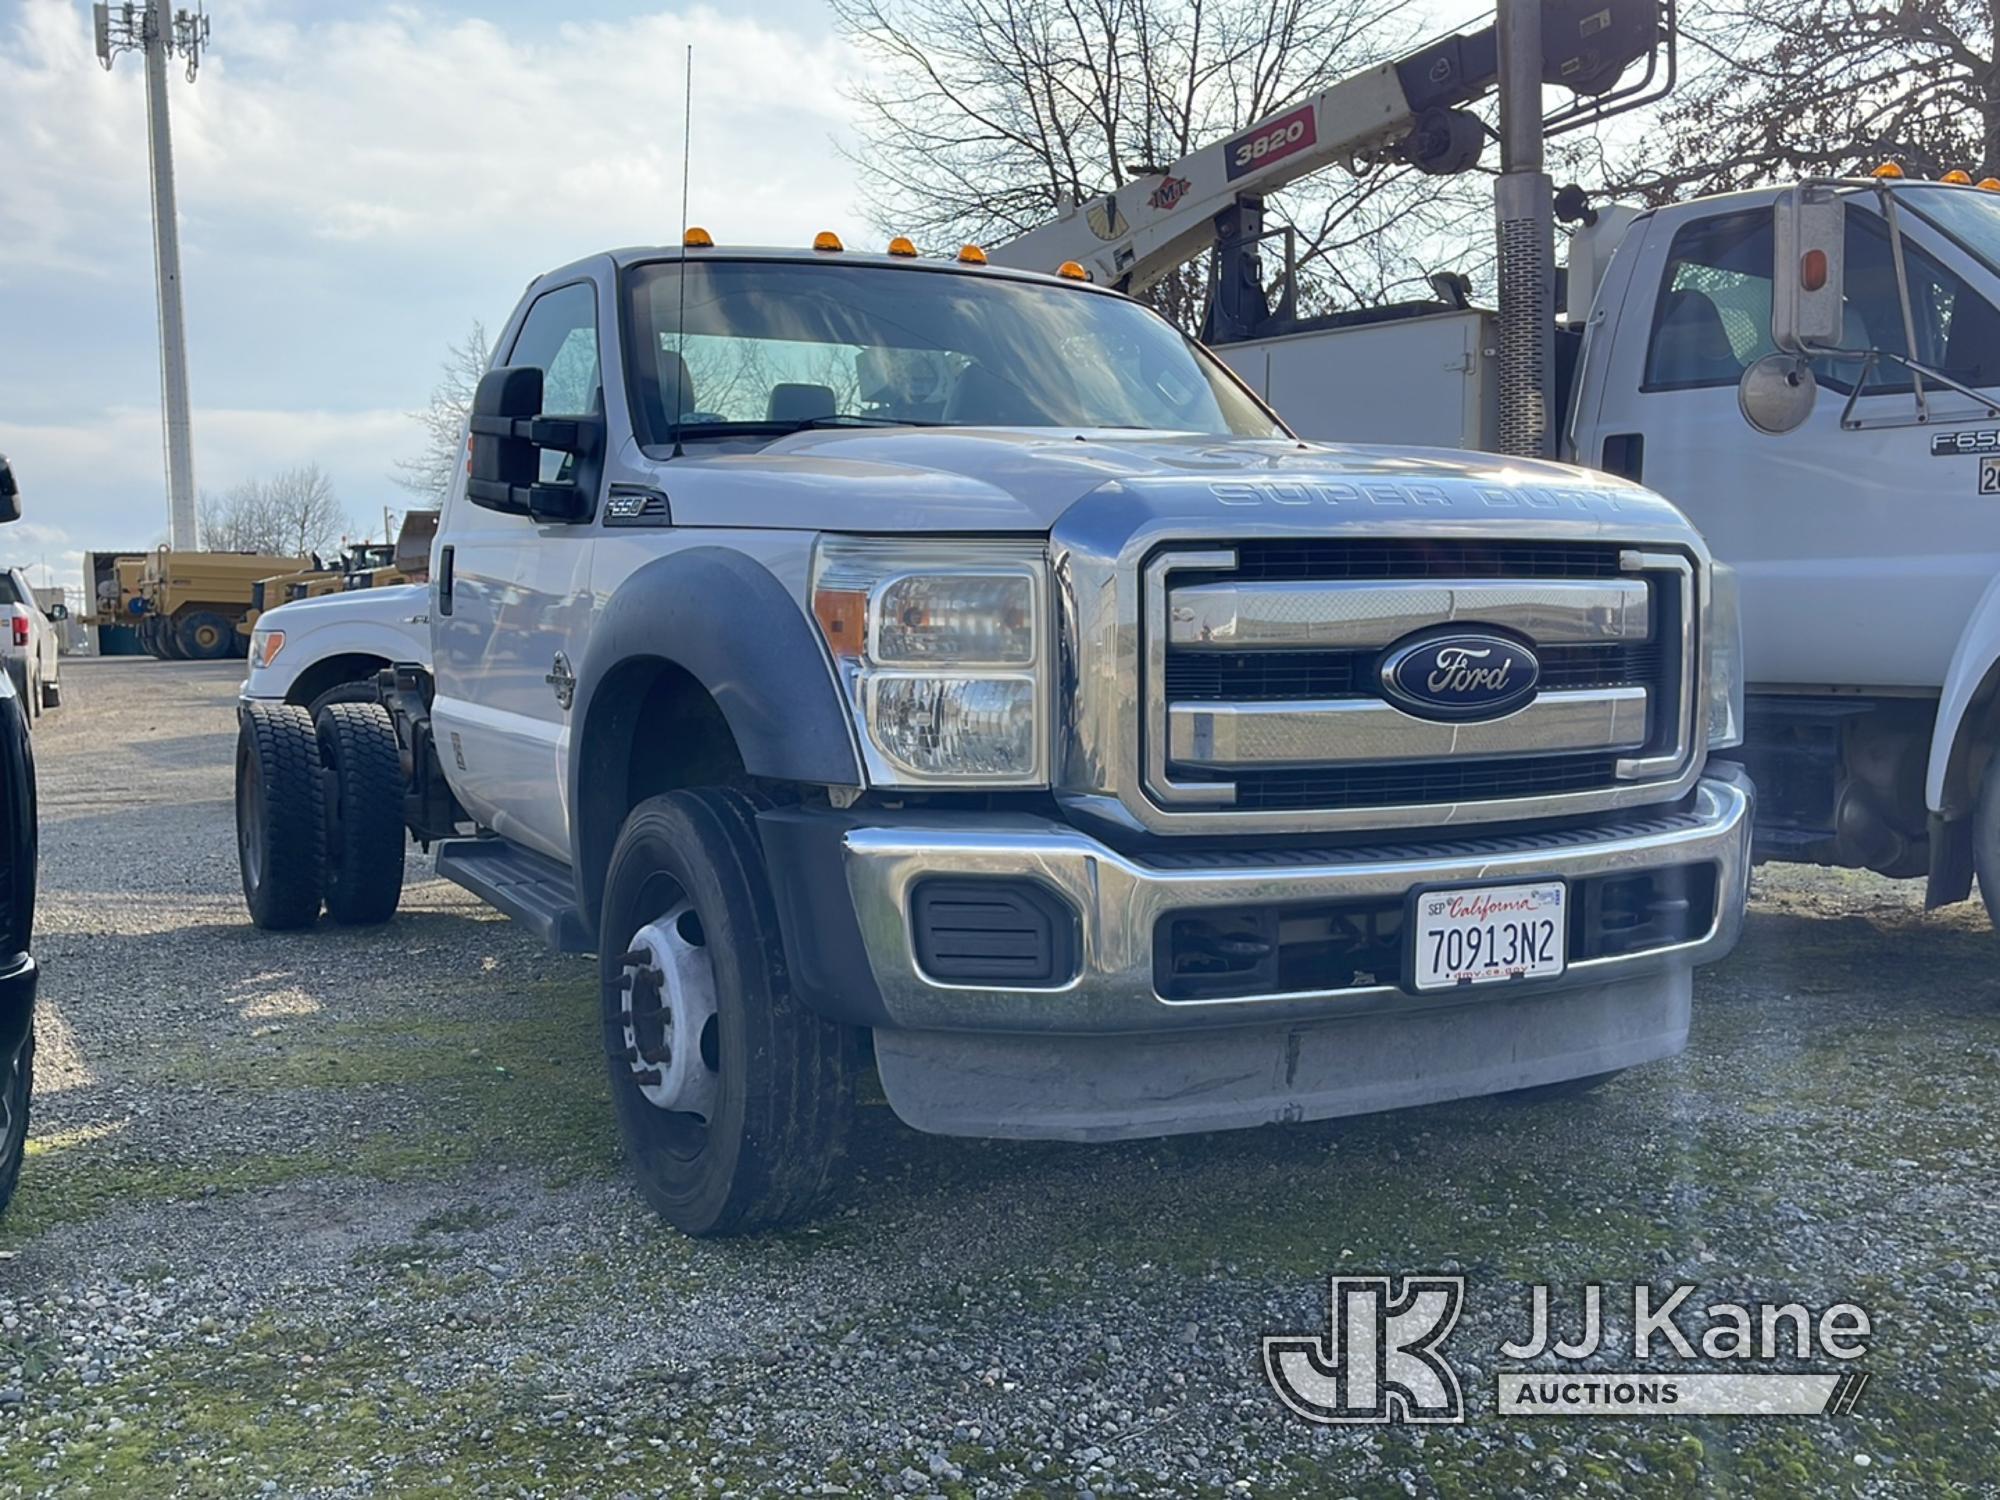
[[993, 5, 2000, 929], [232, 240, 1750, 1238]]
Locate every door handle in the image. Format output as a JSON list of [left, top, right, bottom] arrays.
[[437, 545, 455, 617]]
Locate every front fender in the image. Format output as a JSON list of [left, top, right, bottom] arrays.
[[1926, 570, 2000, 813], [568, 545, 862, 796]]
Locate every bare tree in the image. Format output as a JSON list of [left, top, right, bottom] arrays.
[[266, 464, 348, 558], [1608, 0, 2000, 201], [195, 464, 348, 558], [394, 321, 489, 504], [830, 0, 1495, 328]]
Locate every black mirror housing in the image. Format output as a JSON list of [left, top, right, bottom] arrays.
[[465, 366, 601, 521], [0, 455, 20, 526], [47, 603, 68, 622]]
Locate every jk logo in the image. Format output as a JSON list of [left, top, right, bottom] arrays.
[[1263, 1275, 1465, 1424]]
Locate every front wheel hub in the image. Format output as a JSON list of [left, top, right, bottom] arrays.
[[618, 899, 720, 1120]]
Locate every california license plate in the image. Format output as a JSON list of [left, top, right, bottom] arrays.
[[1410, 880, 1567, 992]]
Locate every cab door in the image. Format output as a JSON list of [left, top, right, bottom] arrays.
[[1576, 202, 2000, 692], [430, 277, 606, 861]]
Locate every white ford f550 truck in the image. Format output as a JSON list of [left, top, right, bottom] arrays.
[[233, 242, 1752, 1236]]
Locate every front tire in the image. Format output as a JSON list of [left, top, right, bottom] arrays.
[[598, 789, 856, 1237], [0, 1026, 29, 1216], [316, 702, 405, 925], [235, 702, 324, 929], [1974, 750, 2000, 931]]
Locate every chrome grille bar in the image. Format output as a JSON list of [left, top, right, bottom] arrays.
[[1168, 687, 1650, 769], [1167, 578, 1650, 650]]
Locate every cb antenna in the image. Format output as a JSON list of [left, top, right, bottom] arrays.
[[671, 44, 693, 459]]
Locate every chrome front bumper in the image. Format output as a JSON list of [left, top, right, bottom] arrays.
[[838, 773, 1752, 1035]]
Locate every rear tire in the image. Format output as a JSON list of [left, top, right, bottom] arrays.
[[598, 789, 856, 1236], [0, 1028, 30, 1217], [316, 702, 405, 925], [157, 618, 186, 660], [178, 611, 234, 661], [39, 677, 58, 710], [235, 702, 324, 929], [1974, 750, 2000, 931]]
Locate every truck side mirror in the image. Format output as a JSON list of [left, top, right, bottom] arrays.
[[0, 455, 20, 525], [1739, 352, 1817, 435], [1772, 185, 1845, 354], [465, 366, 598, 523], [47, 603, 68, 622]]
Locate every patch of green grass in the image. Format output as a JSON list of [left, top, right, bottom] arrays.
[[4, 981, 618, 1245]]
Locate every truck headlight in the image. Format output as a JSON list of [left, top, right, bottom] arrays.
[[1706, 561, 1744, 751], [251, 629, 285, 670], [812, 538, 1048, 787]]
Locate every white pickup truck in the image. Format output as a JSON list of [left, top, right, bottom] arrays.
[[238, 582, 430, 717], [233, 240, 1752, 1236]]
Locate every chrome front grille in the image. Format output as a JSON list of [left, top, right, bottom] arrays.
[[1140, 539, 1696, 825]]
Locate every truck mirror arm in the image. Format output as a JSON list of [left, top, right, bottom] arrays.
[[1831, 347, 2000, 432]]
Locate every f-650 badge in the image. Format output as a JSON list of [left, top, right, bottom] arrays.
[[1930, 428, 2000, 455]]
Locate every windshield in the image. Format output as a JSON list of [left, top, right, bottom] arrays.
[[620, 259, 1282, 445], [1895, 184, 2000, 277]]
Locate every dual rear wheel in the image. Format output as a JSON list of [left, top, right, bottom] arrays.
[[235, 700, 405, 929]]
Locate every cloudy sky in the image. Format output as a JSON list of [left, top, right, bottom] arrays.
[[0, 0, 865, 598]]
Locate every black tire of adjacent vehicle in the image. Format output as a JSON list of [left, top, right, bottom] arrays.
[[178, 610, 235, 661], [305, 678, 385, 721], [597, 789, 856, 1237], [157, 617, 186, 660], [0, 1029, 30, 1216], [235, 701, 324, 929], [1974, 749, 2000, 931], [316, 702, 405, 926]]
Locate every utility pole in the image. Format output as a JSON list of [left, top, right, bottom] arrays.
[[95, 2, 210, 551], [1493, 0, 1556, 460]]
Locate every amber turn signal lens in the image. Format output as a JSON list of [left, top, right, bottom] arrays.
[[812, 588, 868, 657], [1801, 248, 1828, 292]]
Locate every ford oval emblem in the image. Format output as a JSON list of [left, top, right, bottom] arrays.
[[1379, 631, 1541, 721]]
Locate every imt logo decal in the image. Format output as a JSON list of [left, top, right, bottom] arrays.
[[1262, 1275, 1464, 1424]]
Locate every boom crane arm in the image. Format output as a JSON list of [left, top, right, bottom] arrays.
[[989, 0, 1661, 302]]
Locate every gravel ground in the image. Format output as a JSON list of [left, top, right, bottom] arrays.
[[2, 657, 1997, 1498]]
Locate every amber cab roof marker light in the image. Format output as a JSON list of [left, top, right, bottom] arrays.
[[1943, 169, 1974, 184], [813, 231, 844, 252], [1056, 261, 1089, 280], [887, 236, 918, 257], [1871, 161, 1904, 178], [957, 243, 988, 264], [682, 226, 714, 248]]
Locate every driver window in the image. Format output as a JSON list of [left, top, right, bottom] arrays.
[[508, 282, 600, 482], [1643, 206, 2000, 396], [1643, 210, 1778, 390]]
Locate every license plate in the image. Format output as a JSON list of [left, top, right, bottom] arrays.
[[1410, 880, 1566, 992]]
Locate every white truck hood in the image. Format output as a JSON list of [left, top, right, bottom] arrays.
[[656, 429, 1684, 534]]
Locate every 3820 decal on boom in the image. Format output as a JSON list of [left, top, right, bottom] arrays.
[[1224, 104, 1318, 181]]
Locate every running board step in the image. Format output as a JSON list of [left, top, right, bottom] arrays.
[[433, 838, 593, 954]]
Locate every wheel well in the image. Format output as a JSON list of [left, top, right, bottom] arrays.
[[1939, 660, 2000, 817], [575, 658, 748, 925], [285, 653, 391, 708]]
